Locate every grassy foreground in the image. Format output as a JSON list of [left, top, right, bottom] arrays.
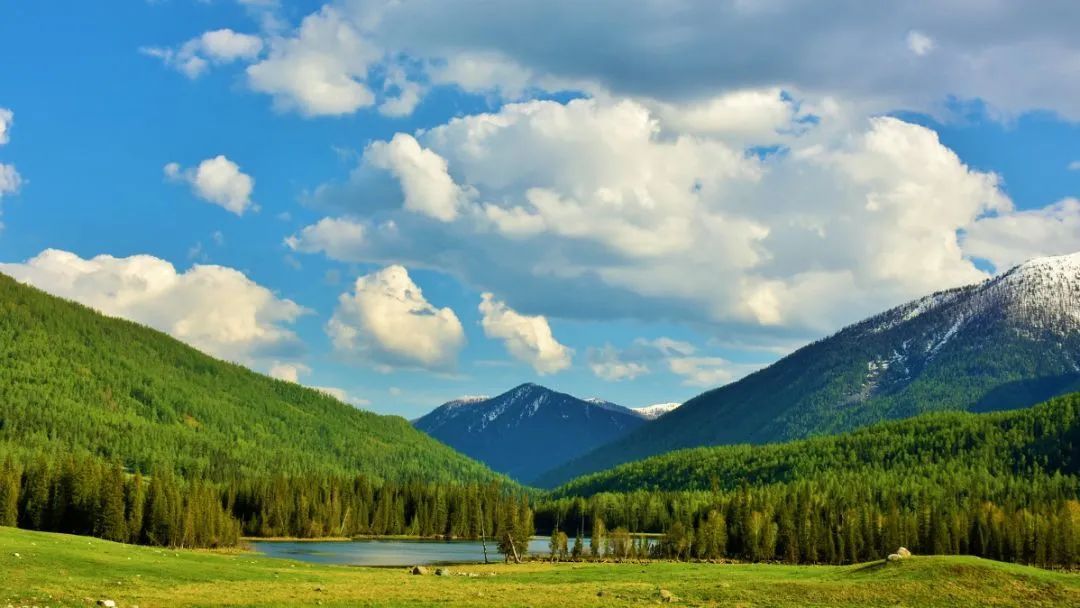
[[2, 527, 1078, 607]]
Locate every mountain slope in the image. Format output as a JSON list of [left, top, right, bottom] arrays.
[[414, 383, 646, 483], [551, 391, 1080, 496], [537, 252, 1080, 487], [0, 272, 504, 484]]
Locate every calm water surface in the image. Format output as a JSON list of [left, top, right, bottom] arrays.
[[251, 537, 582, 566]]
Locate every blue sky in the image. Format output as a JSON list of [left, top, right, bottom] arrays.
[[1, 1, 1077, 418]]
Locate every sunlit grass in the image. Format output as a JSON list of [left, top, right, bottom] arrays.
[[3, 526, 1077, 607]]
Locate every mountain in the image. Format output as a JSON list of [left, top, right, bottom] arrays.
[[0, 272, 504, 484], [413, 383, 647, 483], [536, 252, 1080, 487], [631, 402, 681, 420], [551, 391, 1080, 496]]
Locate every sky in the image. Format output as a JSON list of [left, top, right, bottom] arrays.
[[0, 0, 1078, 418]]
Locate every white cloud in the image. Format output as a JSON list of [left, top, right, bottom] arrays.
[[588, 344, 648, 381], [165, 155, 255, 215], [143, 28, 263, 79], [312, 386, 371, 407], [222, 1, 1080, 120], [0, 108, 23, 215], [364, 134, 463, 221], [963, 198, 1080, 270], [291, 96, 1009, 337], [0, 164, 21, 199], [378, 65, 424, 117], [906, 30, 935, 56], [666, 356, 743, 387], [1069, 160, 1080, 171], [268, 361, 310, 383], [478, 292, 572, 374], [266, 361, 370, 407], [246, 6, 380, 116], [587, 337, 757, 387], [328, 265, 465, 370], [0, 108, 13, 145], [0, 249, 307, 363]]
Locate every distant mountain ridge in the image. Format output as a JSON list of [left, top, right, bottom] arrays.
[[414, 383, 648, 483], [536, 252, 1080, 487]]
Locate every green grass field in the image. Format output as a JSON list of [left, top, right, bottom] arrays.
[[2, 527, 1077, 607]]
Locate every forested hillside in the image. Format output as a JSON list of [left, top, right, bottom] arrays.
[[0, 273, 502, 483], [538, 253, 1080, 486], [533, 394, 1080, 566]]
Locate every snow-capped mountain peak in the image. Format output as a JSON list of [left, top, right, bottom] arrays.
[[413, 383, 650, 483], [632, 402, 681, 420]]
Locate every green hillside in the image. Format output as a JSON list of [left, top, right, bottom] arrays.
[[552, 392, 1080, 496], [4, 526, 1078, 608], [532, 394, 1080, 568], [0, 272, 501, 484]]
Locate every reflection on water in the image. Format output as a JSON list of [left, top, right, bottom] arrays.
[[251, 537, 592, 567]]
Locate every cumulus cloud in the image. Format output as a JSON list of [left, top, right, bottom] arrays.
[[963, 198, 1080, 270], [906, 30, 935, 56], [184, 1, 1080, 121], [268, 361, 310, 383], [0, 249, 307, 363], [478, 293, 572, 374], [0, 164, 21, 200], [0, 108, 13, 145], [246, 6, 380, 116], [0, 108, 23, 215], [364, 134, 463, 221], [588, 344, 649, 381], [666, 356, 745, 387], [327, 265, 465, 370], [165, 155, 255, 215], [143, 28, 263, 78], [587, 337, 757, 387], [290, 96, 1009, 338]]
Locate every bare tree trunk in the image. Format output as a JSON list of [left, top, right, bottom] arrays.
[[338, 507, 350, 537], [507, 533, 521, 563], [479, 506, 490, 564]]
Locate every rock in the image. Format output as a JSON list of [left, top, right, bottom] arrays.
[[659, 589, 678, 603], [886, 553, 901, 562], [314, 586, 324, 592], [410, 565, 428, 575], [96, 601, 116, 608], [434, 567, 450, 576], [897, 547, 912, 558]]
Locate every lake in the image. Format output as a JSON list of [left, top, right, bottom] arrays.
[[251, 537, 591, 567]]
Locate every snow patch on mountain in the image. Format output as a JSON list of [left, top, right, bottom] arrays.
[[632, 402, 681, 420]]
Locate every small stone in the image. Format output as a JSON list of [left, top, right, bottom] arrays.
[[596, 590, 605, 597], [897, 547, 912, 558], [96, 601, 116, 608], [11, 553, 19, 559], [434, 567, 450, 576], [886, 553, 901, 562], [410, 565, 428, 575], [659, 589, 678, 603]]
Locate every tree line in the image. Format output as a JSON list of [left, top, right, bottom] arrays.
[[0, 448, 533, 554]]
